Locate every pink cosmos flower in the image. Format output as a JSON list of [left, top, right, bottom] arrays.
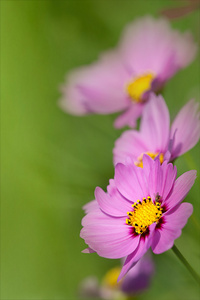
[[113, 93, 200, 166], [59, 16, 197, 128], [80, 155, 196, 281]]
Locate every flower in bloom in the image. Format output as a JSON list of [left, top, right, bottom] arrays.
[[79, 253, 154, 299], [59, 16, 197, 128], [80, 156, 196, 281], [113, 93, 200, 166]]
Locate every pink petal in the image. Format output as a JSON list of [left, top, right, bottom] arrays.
[[164, 150, 172, 163], [119, 16, 197, 79], [81, 209, 140, 259], [114, 103, 144, 129], [140, 94, 170, 153], [151, 227, 179, 255], [121, 252, 155, 294], [118, 223, 156, 281], [164, 170, 197, 210], [152, 203, 193, 254], [114, 163, 147, 202], [147, 156, 164, 199], [83, 200, 98, 213], [164, 202, 193, 229], [143, 156, 177, 201], [113, 130, 148, 165], [173, 31, 197, 68], [140, 154, 152, 178], [170, 100, 200, 159], [95, 186, 132, 217], [59, 50, 130, 115], [107, 178, 142, 202], [159, 160, 177, 200], [119, 16, 175, 75], [113, 94, 172, 166]]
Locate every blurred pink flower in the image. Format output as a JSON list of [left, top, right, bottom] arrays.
[[79, 253, 154, 299], [59, 16, 197, 128], [113, 93, 200, 166], [80, 156, 196, 281], [120, 253, 154, 295]]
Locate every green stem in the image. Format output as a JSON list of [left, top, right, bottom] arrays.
[[172, 244, 200, 285]]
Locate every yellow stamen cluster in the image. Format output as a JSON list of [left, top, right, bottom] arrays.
[[126, 73, 155, 103], [126, 196, 163, 234], [135, 152, 164, 168]]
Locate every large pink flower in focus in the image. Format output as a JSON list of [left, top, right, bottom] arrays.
[[80, 156, 196, 281], [113, 93, 200, 166], [60, 16, 197, 128]]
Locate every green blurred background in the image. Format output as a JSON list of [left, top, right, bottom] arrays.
[[1, 0, 200, 299]]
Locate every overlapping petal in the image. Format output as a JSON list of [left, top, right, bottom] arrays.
[[114, 163, 147, 202], [140, 94, 170, 152], [113, 130, 148, 165], [81, 209, 140, 259], [114, 103, 144, 129], [59, 50, 130, 116], [121, 252, 155, 294], [163, 170, 197, 210], [95, 186, 131, 217], [151, 203, 193, 254], [142, 155, 177, 201], [118, 223, 156, 282]]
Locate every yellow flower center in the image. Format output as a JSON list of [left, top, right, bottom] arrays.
[[135, 152, 164, 168], [102, 267, 121, 288], [126, 196, 163, 234], [126, 73, 155, 102]]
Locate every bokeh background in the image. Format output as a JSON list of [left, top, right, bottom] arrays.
[[1, 0, 200, 299]]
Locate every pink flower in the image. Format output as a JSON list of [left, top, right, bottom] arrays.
[[59, 16, 197, 128], [80, 156, 196, 281], [113, 93, 200, 166]]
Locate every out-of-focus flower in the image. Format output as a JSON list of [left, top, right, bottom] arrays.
[[80, 156, 196, 281], [79, 276, 100, 298], [79, 253, 154, 299], [59, 16, 197, 128], [160, 0, 200, 20], [113, 93, 200, 166], [120, 253, 154, 295]]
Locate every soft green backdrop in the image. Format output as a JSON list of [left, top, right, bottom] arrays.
[[1, 1, 200, 299]]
